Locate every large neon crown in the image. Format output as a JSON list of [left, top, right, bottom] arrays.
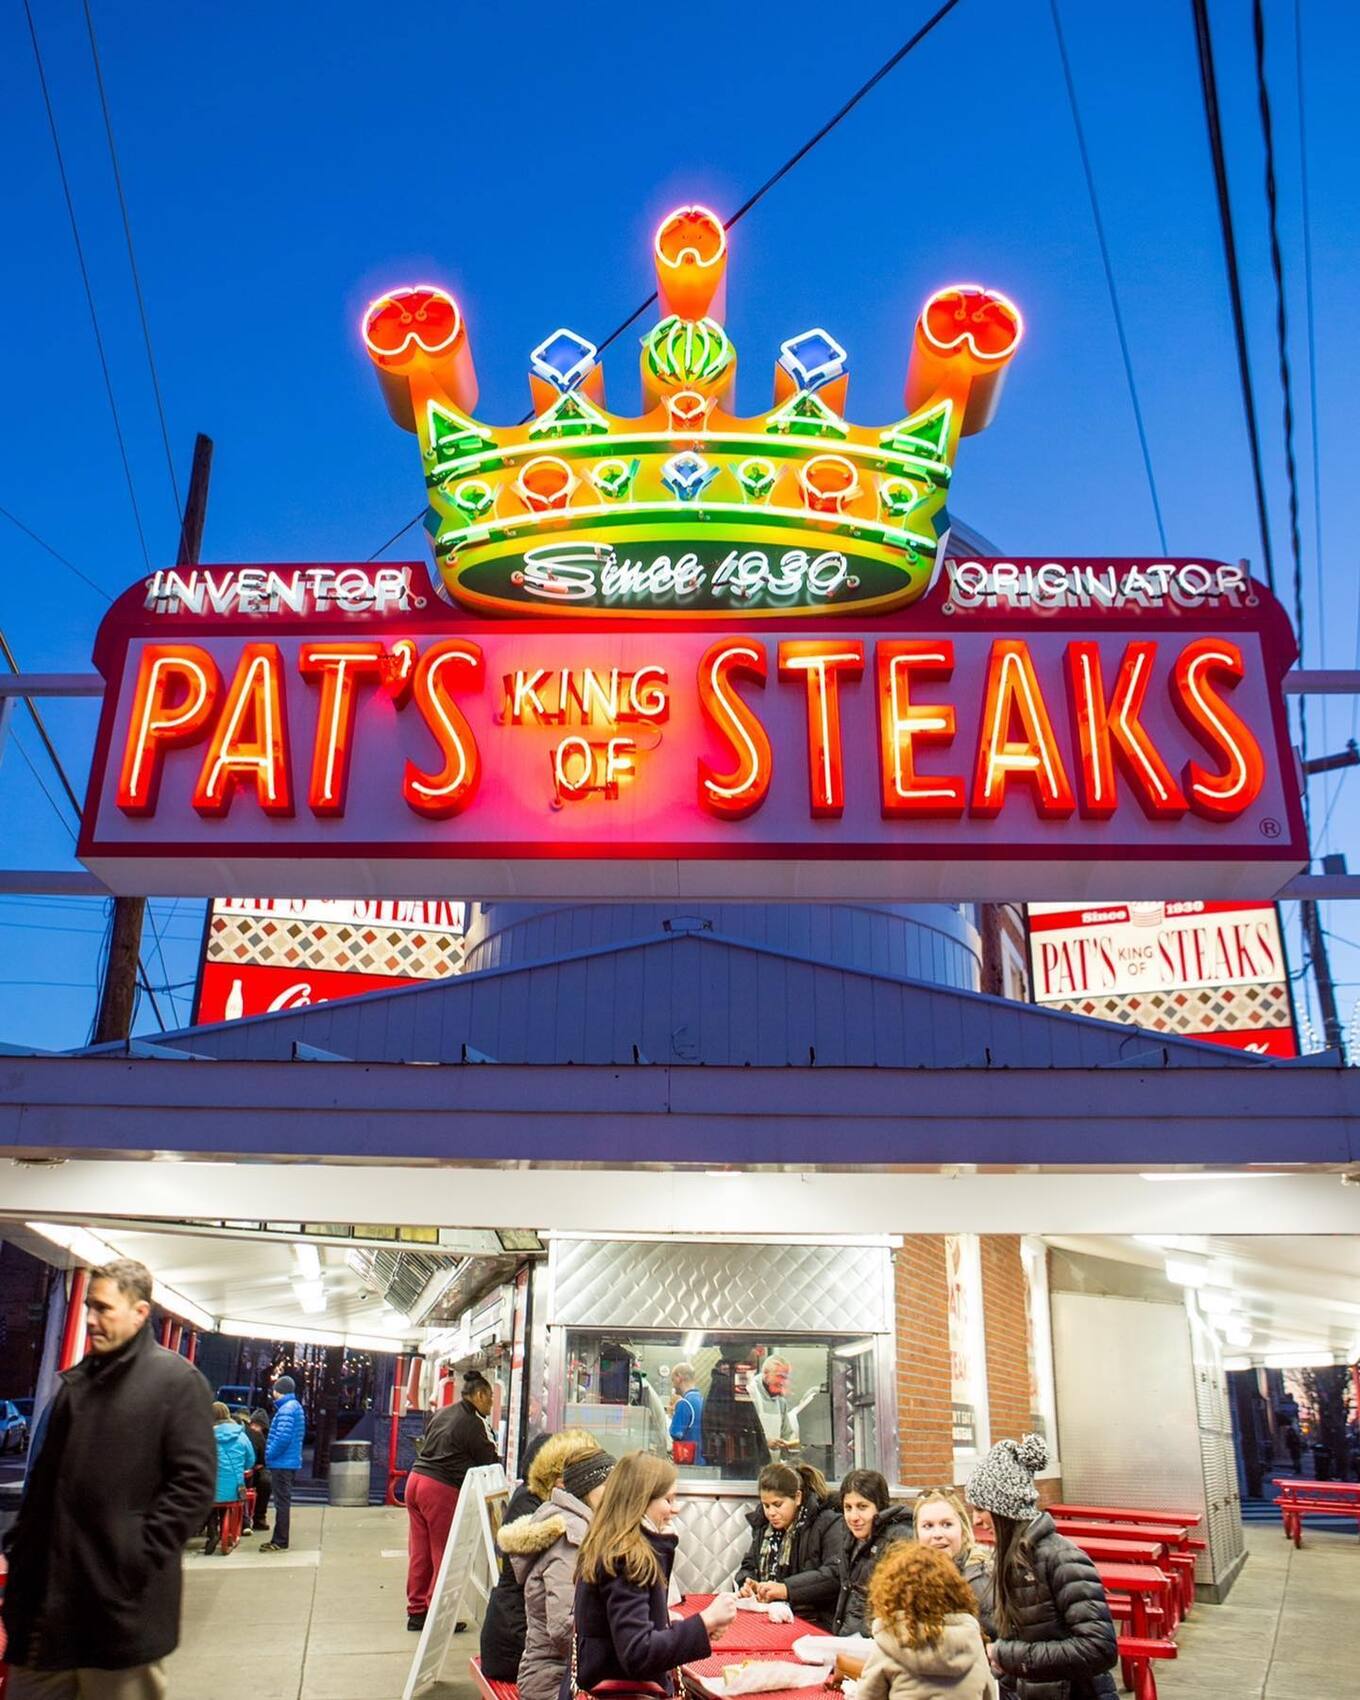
[[363, 204, 1021, 618]]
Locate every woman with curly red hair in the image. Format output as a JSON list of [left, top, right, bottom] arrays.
[[857, 1541, 995, 1700]]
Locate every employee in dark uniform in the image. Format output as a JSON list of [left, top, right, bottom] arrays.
[[406, 1370, 500, 1631]]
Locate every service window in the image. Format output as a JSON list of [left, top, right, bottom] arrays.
[[561, 1330, 880, 1483]]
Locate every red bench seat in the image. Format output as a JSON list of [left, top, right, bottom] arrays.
[[471, 1655, 520, 1700]]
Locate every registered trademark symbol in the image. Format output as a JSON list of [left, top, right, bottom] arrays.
[[1259, 817, 1282, 839]]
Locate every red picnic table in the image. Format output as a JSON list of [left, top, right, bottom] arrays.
[[1096, 1561, 1175, 1700], [1271, 1476, 1360, 1546], [671, 1595, 825, 1656], [676, 1597, 831, 1700], [1054, 1520, 1196, 1620], [680, 1650, 827, 1700], [1050, 1502, 1202, 1529]]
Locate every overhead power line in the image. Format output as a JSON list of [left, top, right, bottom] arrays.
[[22, 0, 152, 572], [0, 504, 113, 601], [1049, 0, 1167, 554], [0, 626, 167, 1031], [369, 0, 966, 558], [1251, 0, 1308, 796], [81, 0, 182, 516], [1188, 0, 1277, 596]]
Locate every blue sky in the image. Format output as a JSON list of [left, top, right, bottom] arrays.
[[1, 0, 1357, 1049]]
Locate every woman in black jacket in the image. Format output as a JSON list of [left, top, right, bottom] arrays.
[[735, 1461, 844, 1629], [965, 1435, 1118, 1700], [568, 1450, 735, 1699], [406, 1370, 500, 1631], [480, 1430, 555, 1678], [830, 1469, 914, 1635]]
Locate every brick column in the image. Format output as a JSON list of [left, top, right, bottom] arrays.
[[979, 1235, 1031, 1442], [893, 1236, 954, 1486]]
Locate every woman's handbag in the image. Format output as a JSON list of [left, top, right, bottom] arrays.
[[570, 1630, 672, 1700], [672, 1440, 697, 1465]]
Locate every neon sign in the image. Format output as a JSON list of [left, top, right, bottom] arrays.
[[80, 557, 1306, 901], [360, 205, 1021, 620], [75, 197, 1307, 902]]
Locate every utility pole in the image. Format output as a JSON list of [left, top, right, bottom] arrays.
[[94, 434, 213, 1043], [1300, 897, 1344, 1058]]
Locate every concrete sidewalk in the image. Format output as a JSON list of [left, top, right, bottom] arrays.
[[167, 1504, 479, 1700], [165, 1509, 1357, 1700]]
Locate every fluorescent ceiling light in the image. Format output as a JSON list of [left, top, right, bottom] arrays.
[[217, 1316, 403, 1353], [291, 1279, 327, 1315], [1198, 1290, 1236, 1316], [27, 1222, 214, 1331], [1139, 1171, 1292, 1182], [1223, 1326, 1253, 1349], [294, 1243, 322, 1282], [1264, 1350, 1335, 1370], [1165, 1257, 1210, 1288], [1223, 1355, 1254, 1372]]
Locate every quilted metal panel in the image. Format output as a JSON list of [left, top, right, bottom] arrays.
[[550, 1238, 889, 1333], [1187, 1308, 1244, 1586], [673, 1493, 760, 1595]]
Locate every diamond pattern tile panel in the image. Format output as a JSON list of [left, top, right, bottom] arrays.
[[1046, 981, 1292, 1038], [208, 913, 461, 979]]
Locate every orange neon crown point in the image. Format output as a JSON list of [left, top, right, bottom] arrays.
[[362, 283, 477, 429], [653, 203, 728, 322], [905, 282, 1023, 436]]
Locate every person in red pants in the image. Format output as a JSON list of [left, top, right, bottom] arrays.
[[406, 1370, 500, 1630]]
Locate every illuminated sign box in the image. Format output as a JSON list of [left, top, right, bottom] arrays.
[[1026, 899, 1297, 1056], [77, 559, 1305, 901]]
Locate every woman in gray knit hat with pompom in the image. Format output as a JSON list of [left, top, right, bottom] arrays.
[[964, 1434, 1118, 1700]]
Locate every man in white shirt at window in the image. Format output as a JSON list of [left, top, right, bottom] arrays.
[[747, 1356, 798, 1453]]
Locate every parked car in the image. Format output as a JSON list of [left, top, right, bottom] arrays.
[[0, 1401, 29, 1453], [215, 1383, 257, 1414]]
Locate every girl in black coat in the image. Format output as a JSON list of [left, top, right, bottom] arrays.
[[568, 1451, 736, 1699], [830, 1469, 915, 1636], [735, 1461, 844, 1630], [965, 1435, 1118, 1700]]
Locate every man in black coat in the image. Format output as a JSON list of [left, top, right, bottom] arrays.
[[1, 1259, 216, 1698]]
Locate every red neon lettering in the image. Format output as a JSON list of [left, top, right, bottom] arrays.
[[1065, 640, 1186, 820], [778, 640, 864, 818], [1170, 637, 1266, 819], [116, 645, 221, 815], [972, 638, 1074, 818], [875, 640, 964, 818], [697, 641, 771, 819], [403, 640, 484, 817], [299, 642, 387, 816], [192, 643, 292, 817]]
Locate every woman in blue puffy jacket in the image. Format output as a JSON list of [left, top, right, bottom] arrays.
[[206, 1401, 256, 1555]]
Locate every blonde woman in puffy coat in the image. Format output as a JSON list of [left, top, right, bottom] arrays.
[[497, 1440, 618, 1700]]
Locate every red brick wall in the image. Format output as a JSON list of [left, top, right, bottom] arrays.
[[980, 1234, 1032, 1443], [893, 1235, 955, 1485]]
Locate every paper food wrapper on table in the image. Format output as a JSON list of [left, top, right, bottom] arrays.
[[792, 1634, 873, 1666], [700, 1661, 822, 1696], [734, 1597, 794, 1622]]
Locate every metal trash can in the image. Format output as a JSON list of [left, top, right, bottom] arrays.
[[328, 1439, 372, 1507]]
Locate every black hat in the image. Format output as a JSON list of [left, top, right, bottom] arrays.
[[561, 1449, 615, 1502]]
